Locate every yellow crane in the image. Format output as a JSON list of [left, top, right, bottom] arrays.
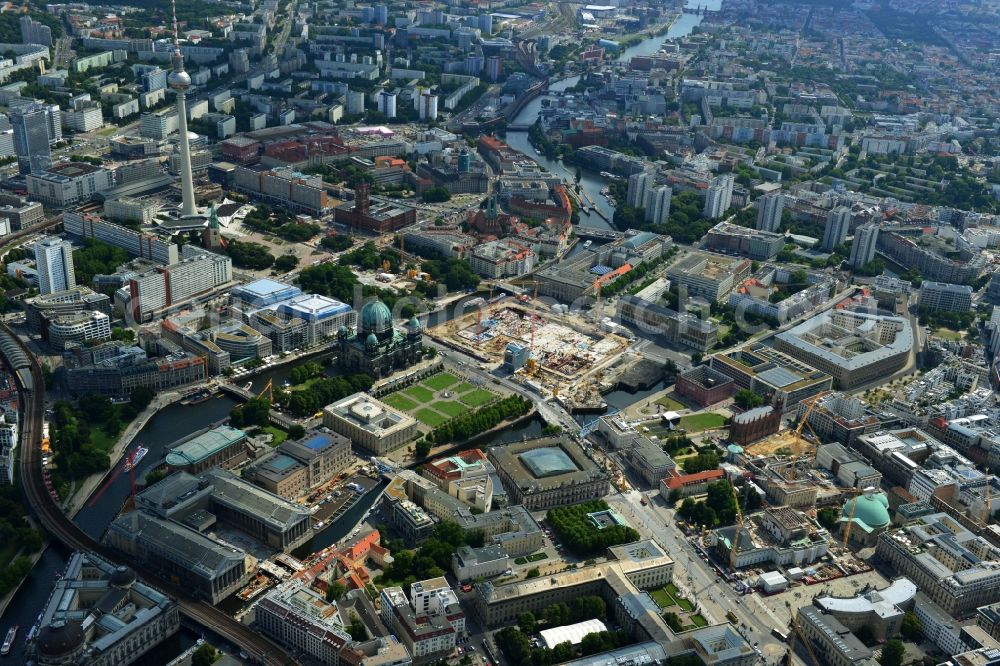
[[257, 378, 273, 404], [788, 610, 823, 666], [727, 480, 746, 571], [840, 486, 874, 549], [796, 391, 829, 449]]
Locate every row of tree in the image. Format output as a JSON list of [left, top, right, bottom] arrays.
[[281, 374, 374, 417], [546, 500, 640, 556], [425, 395, 531, 444], [676, 480, 762, 528]]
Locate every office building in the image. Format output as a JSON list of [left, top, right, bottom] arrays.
[[822, 207, 851, 252], [46, 310, 111, 350], [797, 393, 881, 446], [876, 512, 1000, 617], [616, 295, 718, 351], [323, 393, 419, 455], [26, 162, 114, 207], [709, 343, 832, 412], [849, 223, 879, 269], [0, 193, 44, 230], [10, 102, 53, 174], [488, 436, 610, 511], [918, 281, 974, 313], [256, 583, 352, 664], [703, 173, 734, 219], [877, 230, 986, 284], [381, 578, 465, 659], [775, 310, 913, 389], [62, 342, 207, 400], [418, 92, 438, 121], [469, 239, 535, 278], [452, 544, 509, 583], [26, 552, 180, 666], [755, 193, 784, 233], [666, 251, 752, 302], [34, 237, 75, 295], [705, 221, 785, 261]]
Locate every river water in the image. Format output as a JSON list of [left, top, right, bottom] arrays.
[[0, 6, 718, 656], [504, 0, 717, 230]]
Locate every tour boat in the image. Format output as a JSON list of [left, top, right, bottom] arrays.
[[2, 626, 17, 656], [123, 446, 148, 472]]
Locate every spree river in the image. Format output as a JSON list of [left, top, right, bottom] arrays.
[[0, 8, 721, 658], [504, 0, 719, 230]]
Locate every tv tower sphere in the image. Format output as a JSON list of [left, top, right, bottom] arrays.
[[168, 68, 191, 90]]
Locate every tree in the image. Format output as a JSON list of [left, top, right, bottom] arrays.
[[287, 424, 306, 440], [192, 643, 218, 666], [326, 581, 347, 601], [518, 612, 537, 634], [273, 254, 298, 272], [415, 440, 431, 458], [816, 507, 840, 532], [347, 613, 368, 641], [900, 612, 921, 641], [879, 639, 904, 666], [734, 389, 765, 409], [422, 186, 452, 203]]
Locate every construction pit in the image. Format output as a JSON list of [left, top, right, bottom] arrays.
[[744, 429, 816, 457], [431, 305, 630, 408]]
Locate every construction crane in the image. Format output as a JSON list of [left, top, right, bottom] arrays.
[[787, 610, 823, 666], [840, 486, 874, 549], [795, 391, 829, 447], [258, 378, 274, 403], [727, 480, 746, 571]]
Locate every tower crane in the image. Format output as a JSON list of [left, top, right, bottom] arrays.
[[89, 444, 147, 507], [727, 479, 746, 571], [258, 378, 274, 403], [840, 486, 875, 549], [787, 610, 823, 666]]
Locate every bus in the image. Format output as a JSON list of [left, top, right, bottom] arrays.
[[772, 628, 789, 642]]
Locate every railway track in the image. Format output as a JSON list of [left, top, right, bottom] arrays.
[[4, 322, 294, 665]]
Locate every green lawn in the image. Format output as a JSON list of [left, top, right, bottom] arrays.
[[460, 389, 494, 407], [433, 401, 468, 418], [89, 426, 116, 453], [676, 597, 694, 612], [527, 552, 548, 563], [414, 408, 448, 427], [933, 328, 962, 341], [678, 413, 726, 433], [453, 382, 476, 393], [690, 614, 708, 627], [262, 426, 288, 446], [656, 395, 686, 411], [403, 385, 435, 402], [383, 394, 417, 412], [650, 589, 674, 608], [424, 372, 460, 390]]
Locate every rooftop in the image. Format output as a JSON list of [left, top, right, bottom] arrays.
[[164, 425, 246, 468]]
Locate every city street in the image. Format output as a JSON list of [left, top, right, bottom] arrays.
[[606, 490, 791, 665]]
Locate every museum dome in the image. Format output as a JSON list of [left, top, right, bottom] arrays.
[[36, 620, 85, 659], [360, 300, 393, 337], [842, 489, 890, 528], [109, 565, 136, 588], [366, 333, 379, 348]]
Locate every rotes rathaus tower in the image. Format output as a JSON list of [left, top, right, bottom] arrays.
[[169, 0, 198, 218]]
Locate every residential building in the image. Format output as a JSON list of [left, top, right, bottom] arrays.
[[666, 252, 752, 302], [756, 193, 784, 233], [63, 212, 179, 265], [120, 252, 233, 322], [703, 174, 734, 219], [849, 223, 879, 269], [822, 207, 851, 252], [626, 171, 653, 208], [46, 310, 111, 350], [645, 186, 672, 225]]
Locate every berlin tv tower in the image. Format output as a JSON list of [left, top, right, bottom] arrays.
[[169, 0, 198, 218]]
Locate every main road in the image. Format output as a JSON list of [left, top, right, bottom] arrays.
[[4, 323, 295, 666]]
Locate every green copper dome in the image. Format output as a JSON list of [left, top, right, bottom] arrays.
[[366, 333, 379, 347], [360, 300, 393, 336], [842, 491, 890, 529]]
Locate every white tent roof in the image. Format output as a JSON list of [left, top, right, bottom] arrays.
[[540, 619, 608, 649]]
